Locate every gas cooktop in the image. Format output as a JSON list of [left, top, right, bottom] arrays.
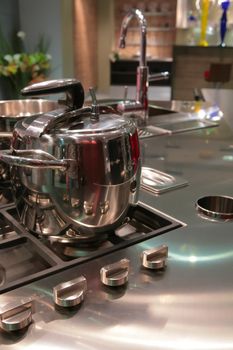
[[0, 202, 182, 294]]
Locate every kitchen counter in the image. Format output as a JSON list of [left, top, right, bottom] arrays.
[[1, 109, 233, 349]]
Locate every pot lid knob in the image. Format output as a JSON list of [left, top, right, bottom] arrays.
[[89, 87, 100, 122]]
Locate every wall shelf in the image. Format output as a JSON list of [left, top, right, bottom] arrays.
[[128, 27, 175, 32], [114, 0, 177, 60], [125, 42, 174, 47], [144, 11, 175, 17]]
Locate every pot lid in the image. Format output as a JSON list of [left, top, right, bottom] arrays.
[[19, 87, 134, 138], [20, 105, 132, 138], [49, 106, 131, 134]]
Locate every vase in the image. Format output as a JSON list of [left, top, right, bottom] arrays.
[[199, 0, 210, 46], [219, 0, 230, 47]]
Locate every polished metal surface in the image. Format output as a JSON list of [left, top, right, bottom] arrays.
[[119, 9, 147, 67], [0, 201, 180, 292], [0, 79, 141, 233], [8, 124, 140, 232], [0, 99, 58, 119], [118, 9, 170, 125], [141, 244, 168, 270], [0, 108, 233, 349], [0, 149, 68, 169], [0, 299, 34, 332], [196, 195, 233, 220], [53, 276, 87, 308], [118, 9, 148, 123], [148, 71, 170, 82], [0, 98, 59, 205], [141, 167, 188, 194], [21, 78, 85, 110], [100, 258, 129, 286]]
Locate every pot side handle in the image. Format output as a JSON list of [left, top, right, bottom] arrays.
[[0, 150, 68, 170]]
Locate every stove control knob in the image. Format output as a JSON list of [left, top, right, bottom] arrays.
[[100, 258, 130, 287], [141, 245, 168, 270], [53, 275, 87, 308], [0, 299, 35, 332]]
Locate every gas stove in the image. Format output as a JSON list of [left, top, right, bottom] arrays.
[[0, 201, 182, 294]]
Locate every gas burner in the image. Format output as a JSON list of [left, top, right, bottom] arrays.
[[48, 227, 109, 245], [57, 240, 114, 259], [0, 203, 182, 293]]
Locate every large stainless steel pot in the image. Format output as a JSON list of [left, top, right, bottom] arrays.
[[0, 79, 141, 234], [0, 98, 59, 204]]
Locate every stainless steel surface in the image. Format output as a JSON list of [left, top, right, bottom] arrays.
[[53, 276, 87, 308], [148, 71, 170, 82], [98, 99, 221, 137], [141, 244, 168, 270], [21, 79, 85, 110], [119, 9, 147, 67], [100, 258, 129, 286], [0, 149, 68, 169], [118, 9, 148, 123], [10, 116, 140, 233], [0, 80, 141, 234], [0, 104, 233, 349], [0, 98, 60, 205], [0, 201, 180, 293], [196, 195, 233, 221], [0, 99, 58, 119], [118, 9, 170, 125], [141, 167, 188, 194], [0, 299, 34, 332]]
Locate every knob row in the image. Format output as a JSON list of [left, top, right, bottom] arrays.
[[0, 245, 168, 332]]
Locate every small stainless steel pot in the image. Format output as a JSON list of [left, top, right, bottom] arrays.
[[0, 79, 141, 234], [0, 98, 59, 204]]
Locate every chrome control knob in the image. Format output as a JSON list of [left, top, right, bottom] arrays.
[[53, 275, 87, 308], [100, 258, 130, 287], [0, 299, 35, 332], [141, 245, 168, 270]]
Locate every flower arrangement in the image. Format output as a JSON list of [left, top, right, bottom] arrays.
[[0, 28, 52, 99]]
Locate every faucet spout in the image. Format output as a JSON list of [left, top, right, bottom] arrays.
[[118, 9, 148, 125], [119, 8, 147, 67], [118, 9, 170, 126]]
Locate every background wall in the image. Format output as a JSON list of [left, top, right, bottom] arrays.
[[73, 0, 98, 92], [0, 0, 74, 99], [0, 0, 20, 99], [19, 0, 64, 79]]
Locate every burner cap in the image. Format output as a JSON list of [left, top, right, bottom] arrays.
[[48, 227, 108, 245]]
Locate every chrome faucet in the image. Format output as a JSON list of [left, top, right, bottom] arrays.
[[117, 9, 169, 125]]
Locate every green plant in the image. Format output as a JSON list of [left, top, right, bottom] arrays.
[[0, 27, 51, 98]]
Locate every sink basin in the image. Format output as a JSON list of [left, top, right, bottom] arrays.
[[148, 105, 176, 116], [89, 99, 220, 138], [96, 99, 175, 116]]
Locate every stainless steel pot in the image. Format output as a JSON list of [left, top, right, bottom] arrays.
[[0, 79, 141, 234], [0, 98, 60, 204]]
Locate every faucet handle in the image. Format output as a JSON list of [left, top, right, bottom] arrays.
[[148, 71, 170, 82]]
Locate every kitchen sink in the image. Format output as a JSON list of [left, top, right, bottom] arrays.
[[96, 99, 176, 116], [89, 99, 220, 138]]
